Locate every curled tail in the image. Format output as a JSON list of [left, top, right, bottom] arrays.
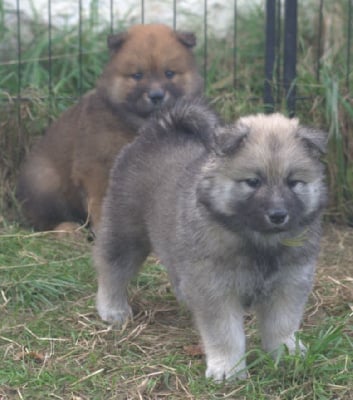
[[143, 98, 221, 151]]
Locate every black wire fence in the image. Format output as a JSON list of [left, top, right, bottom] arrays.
[[1, 0, 353, 117], [1, 0, 353, 222]]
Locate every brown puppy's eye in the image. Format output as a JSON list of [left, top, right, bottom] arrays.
[[131, 72, 143, 81], [165, 70, 175, 79]]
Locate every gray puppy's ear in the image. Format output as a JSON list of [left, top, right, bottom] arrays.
[[107, 32, 128, 54], [214, 122, 249, 155], [296, 126, 329, 155]]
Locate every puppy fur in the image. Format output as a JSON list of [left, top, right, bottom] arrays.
[[94, 99, 328, 381], [16, 23, 203, 232]]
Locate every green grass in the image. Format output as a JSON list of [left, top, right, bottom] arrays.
[[0, 231, 91, 310], [0, 2, 353, 397], [1, 224, 352, 399]]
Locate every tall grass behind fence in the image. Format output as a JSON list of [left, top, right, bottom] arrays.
[[0, 0, 352, 224]]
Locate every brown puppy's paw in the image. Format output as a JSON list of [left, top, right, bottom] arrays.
[[52, 222, 89, 240]]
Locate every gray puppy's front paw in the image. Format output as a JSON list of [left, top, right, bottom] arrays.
[[97, 304, 132, 325], [285, 337, 307, 356], [265, 334, 307, 358], [96, 290, 132, 325], [205, 358, 247, 382]]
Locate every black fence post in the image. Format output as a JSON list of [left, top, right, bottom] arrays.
[[283, 0, 297, 117], [264, 0, 297, 116], [48, 0, 53, 120], [347, 0, 352, 92], [203, 0, 208, 89], [78, 0, 83, 96], [16, 0, 21, 126], [264, 0, 276, 113], [316, 0, 324, 82], [233, 0, 237, 89]]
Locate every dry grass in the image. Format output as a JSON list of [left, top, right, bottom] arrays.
[[1, 222, 352, 399]]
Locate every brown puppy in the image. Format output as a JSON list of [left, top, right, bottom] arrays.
[[16, 23, 203, 232]]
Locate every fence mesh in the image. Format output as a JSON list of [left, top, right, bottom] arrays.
[[1, 0, 353, 222], [2, 1, 352, 115]]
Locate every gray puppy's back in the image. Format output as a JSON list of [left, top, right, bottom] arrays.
[[99, 99, 219, 245]]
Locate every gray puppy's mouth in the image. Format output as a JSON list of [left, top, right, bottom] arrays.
[[265, 208, 289, 225], [263, 209, 291, 232], [209, 208, 295, 236]]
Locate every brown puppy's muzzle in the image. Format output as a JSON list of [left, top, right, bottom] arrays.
[[148, 87, 166, 105]]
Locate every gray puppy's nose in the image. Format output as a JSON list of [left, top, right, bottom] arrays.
[[267, 209, 288, 225]]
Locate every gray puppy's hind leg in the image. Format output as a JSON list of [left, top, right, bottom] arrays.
[[94, 234, 150, 325]]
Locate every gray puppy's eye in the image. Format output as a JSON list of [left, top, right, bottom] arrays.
[[244, 178, 261, 189], [288, 179, 304, 189]]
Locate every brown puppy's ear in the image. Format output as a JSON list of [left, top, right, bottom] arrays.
[[296, 126, 329, 156], [107, 32, 128, 54], [214, 123, 249, 155], [175, 31, 197, 48]]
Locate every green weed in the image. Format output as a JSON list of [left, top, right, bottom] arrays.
[[0, 3, 352, 398], [1, 224, 353, 399]]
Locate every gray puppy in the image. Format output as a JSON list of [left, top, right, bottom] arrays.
[[94, 100, 328, 381]]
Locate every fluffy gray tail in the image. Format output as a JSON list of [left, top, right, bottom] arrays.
[[145, 98, 221, 151]]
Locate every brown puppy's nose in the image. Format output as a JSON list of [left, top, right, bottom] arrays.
[[148, 88, 165, 104]]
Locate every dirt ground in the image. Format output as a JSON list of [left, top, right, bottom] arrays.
[[306, 222, 353, 327]]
